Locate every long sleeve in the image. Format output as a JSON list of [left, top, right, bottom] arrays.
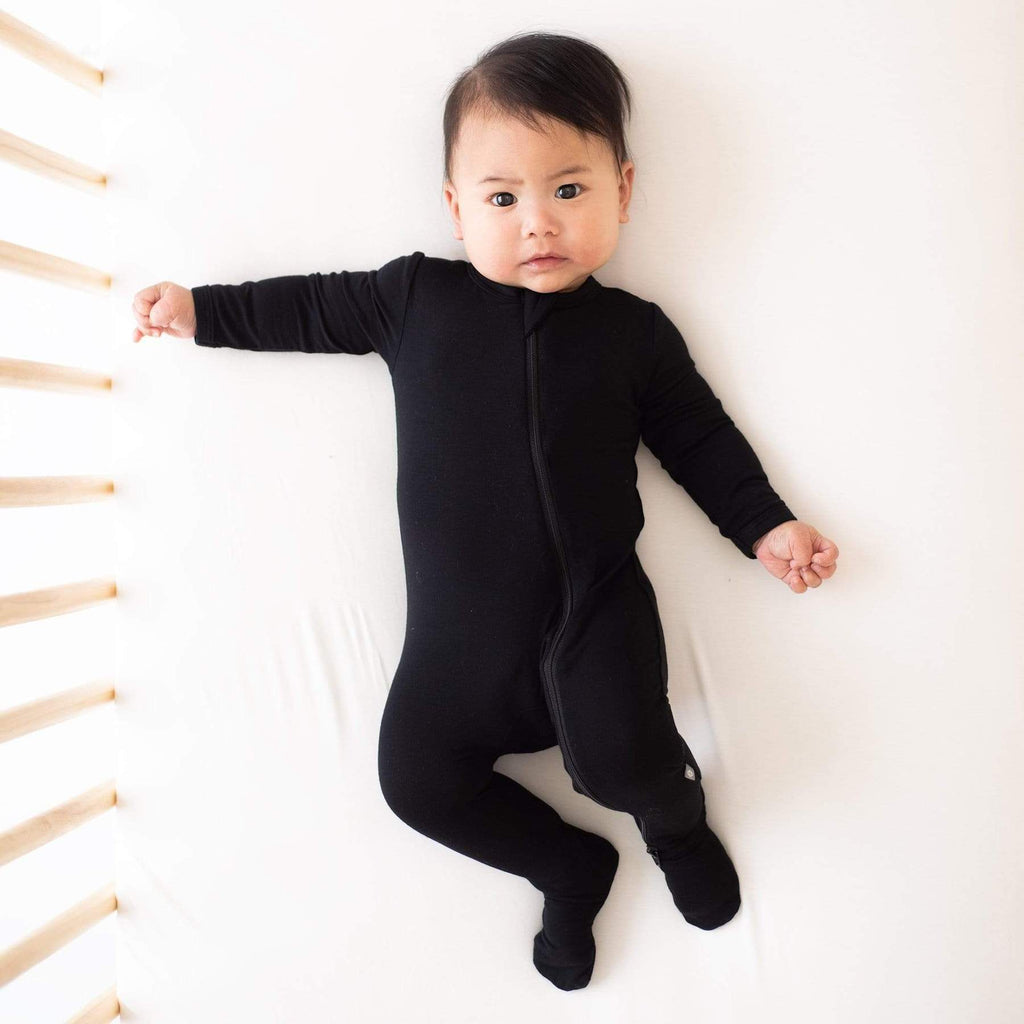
[[191, 250, 424, 371], [639, 301, 797, 559]]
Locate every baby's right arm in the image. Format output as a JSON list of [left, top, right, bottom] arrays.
[[129, 253, 424, 370]]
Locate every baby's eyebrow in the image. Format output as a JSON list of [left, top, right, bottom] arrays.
[[477, 164, 592, 186]]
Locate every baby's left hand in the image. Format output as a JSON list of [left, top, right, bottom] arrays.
[[752, 520, 839, 593]]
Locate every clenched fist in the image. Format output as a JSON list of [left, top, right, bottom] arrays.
[[130, 282, 196, 343], [752, 520, 839, 594]]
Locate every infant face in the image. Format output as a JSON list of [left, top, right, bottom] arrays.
[[444, 108, 634, 293]]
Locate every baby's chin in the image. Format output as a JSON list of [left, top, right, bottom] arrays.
[[517, 264, 591, 294]]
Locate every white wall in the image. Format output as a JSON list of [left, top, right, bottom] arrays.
[[12, 0, 1023, 1020]]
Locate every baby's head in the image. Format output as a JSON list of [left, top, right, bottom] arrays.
[[442, 31, 635, 294]]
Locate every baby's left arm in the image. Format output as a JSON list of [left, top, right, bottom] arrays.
[[639, 302, 839, 594]]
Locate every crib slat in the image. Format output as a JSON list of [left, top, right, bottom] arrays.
[[66, 986, 120, 1024], [0, 779, 116, 867], [66, 985, 120, 1024], [0, 126, 107, 195], [0, 882, 117, 987], [0, 679, 114, 745], [0, 11, 104, 94], [0, 578, 117, 628], [0, 239, 112, 292], [0, 357, 113, 394], [0, 476, 115, 506]]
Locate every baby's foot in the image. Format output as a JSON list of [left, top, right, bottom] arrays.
[[532, 832, 619, 990], [649, 806, 741, 930]]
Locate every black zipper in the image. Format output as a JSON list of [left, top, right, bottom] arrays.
[[633, 812, 661, 863], [526, 327, 614, 810]]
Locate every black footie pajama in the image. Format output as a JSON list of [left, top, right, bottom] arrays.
[[192, 251, 796, 988]]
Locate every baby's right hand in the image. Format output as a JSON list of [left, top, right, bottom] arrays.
[[130, 282, 196, 343]]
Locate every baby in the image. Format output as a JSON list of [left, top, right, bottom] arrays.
[[131, 30, 838, 991]]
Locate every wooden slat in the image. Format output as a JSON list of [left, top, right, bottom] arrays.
[[0, 780, 116, 867], [0, 476, 114, 507], [0, 578, 117, 629], [0, 679, 115, 745], [66, 986, 120, 1024], [0, 127, 106, 195], [0, 475, 114, 507], [0, 882, 117, 988], [0, 239, 111, 293], [0, 11, 104, 95], [0, 355, 113, 394]]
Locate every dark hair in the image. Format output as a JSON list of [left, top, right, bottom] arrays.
[[442, 31, 633, 187]]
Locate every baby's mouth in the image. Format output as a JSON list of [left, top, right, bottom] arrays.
[[523, 256, 568, 269]]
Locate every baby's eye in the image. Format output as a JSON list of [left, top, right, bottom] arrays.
[[486, 183, 586, 207]]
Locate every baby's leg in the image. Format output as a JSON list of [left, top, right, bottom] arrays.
[[564, 687, 740, 931], [554, 563, 742, 931], [377, 649, 618, 991], [503, 709, 619, 993], [629, 762, 742, 932]]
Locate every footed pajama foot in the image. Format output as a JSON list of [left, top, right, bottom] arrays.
[[532, 832, 619, 990], [647, 804, 741, 930]]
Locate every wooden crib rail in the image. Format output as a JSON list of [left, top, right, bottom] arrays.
[[0, 356, 113, 393], [0, 356, 113, 394], [0, 11, 104, 95], [0, 778, 116, 867], [67, 986, 120, 1024], [0, 476, 115, 506], [0, 679, 115, 745], [0, 578, 117, 629], [2, 9, 119, 1018], [0, 239, 112, 293], [0, 127, 107, 195], [0, 882, 117, 987]]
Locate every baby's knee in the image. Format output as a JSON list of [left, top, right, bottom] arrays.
[[377, 741, 482, 831], [377, 746, 432, 827], [571, 746, 702, 818]]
